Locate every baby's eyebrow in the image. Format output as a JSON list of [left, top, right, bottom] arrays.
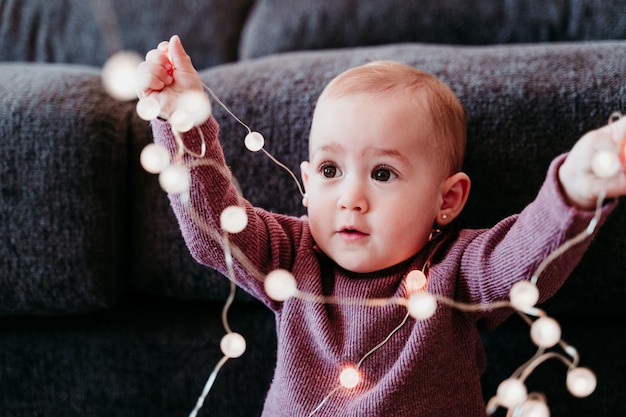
[[310, 143, 344, 158]]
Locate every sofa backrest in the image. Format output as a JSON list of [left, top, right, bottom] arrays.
[[237, 0, 626, 58], [0, 0, 254, 69], [2, 0, 626, 69]]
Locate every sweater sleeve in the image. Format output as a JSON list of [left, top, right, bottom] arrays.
[[150, 117, 306, 299], [452, 154, 616, 328]]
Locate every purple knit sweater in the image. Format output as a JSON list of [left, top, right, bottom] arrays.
[[152, 117, 611, 416]]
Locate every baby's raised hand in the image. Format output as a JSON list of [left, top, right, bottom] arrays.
[[136, 35, 205, 118], [559, 115, 626, 210]]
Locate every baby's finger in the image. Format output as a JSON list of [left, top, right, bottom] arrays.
[[136, 61, 172, 93], [596, 114, 626, 146], [145, 48, 172, 73]]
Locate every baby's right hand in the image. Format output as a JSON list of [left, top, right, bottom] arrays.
[[136, 35, 204, 117]]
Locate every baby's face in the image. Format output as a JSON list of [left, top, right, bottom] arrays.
[[301, 92, 448, 273]]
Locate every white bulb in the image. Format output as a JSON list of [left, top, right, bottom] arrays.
[[407, 292, 437, 320], [102, 51, 143, 101], [405, 270, 427, 293], [220, 332, 246, 358], [339, 367, 360, 389], [496, 378, 528, 409], [530, 317, 561, 348], [591, 150, 620, 178], [244, 131, 265, 152], [140, 143, 170, 174], [264, 269, 298, 301], [566, 367, 597, 398], [136, 96, 161, 121], [518, 399, 550, 417], [158, 164, 190, 194], [510, 281, 539, 310], [220, 205, 248, 233], [169, 109, 194, 132], [177, 91, 212, 126]]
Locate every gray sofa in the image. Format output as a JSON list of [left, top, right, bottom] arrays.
[[1, 0, 626, 416]]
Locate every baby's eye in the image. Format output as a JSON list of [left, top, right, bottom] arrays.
[[372, 167, 397, 182], [321, 164, 342, 178]]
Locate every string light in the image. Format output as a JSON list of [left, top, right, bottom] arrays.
[[101, 51, 143, 101], [339, 367, 361, 389], [140, 143, 170, 174], [103, 61, 626, 416], [264, 269, 298, 301], [219, 205, 248, 234]]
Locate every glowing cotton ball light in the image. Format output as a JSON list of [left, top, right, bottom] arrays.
[[590, 150, 620, 178], [509, 281, 539, 311], [566, 367, 597, 398], [530, 317, 561, 348], [140, 143, 170, 174], [518, 399, 550, 417], [170, 109, 195, 133], [159, 164, 190, 194], [496, 378, 528, 409], [136, 96, 161, 121], [220, 332, 246, 358], [264, 269, 298, 301], [339, 367, 360, 389], [102, 51, 143, 101], [407, 292, 437, 320], [220, 205, 248, 234], [244, 132, 265, 152], [177, 91, 212, 126]]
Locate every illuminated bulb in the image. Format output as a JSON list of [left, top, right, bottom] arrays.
[[220, 205, 248, 233], [405, 269, 427, 293], [530, 317, 561, 348], [339, 367, 360, 389], [170, 109, 194, 133], [496, 378, 528, 409], [177, 91, 212, 126], [244, 132, 265, 152], [220, 332, 246, 358], [407, 292, 437, 320], [158, 164, 190, 194], [136, 96, 161, 121], [590, 150, 620, 178], [101, 51, 143, 101], [509, 281, 539, 310], [264, 269, 298, 301], [566, 367, 597, 398], [140, 143, 170, 174], [518, 399, 550, 417]]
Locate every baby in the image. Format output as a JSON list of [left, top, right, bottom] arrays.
[[137, 35, 626, 416]]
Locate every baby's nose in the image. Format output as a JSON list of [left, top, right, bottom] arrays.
[[337, 181, 369, 212]]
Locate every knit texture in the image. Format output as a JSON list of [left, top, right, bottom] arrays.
[[240, 0, 626, 59]]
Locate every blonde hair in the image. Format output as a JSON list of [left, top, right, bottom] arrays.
[[317, 61, 466, 176]]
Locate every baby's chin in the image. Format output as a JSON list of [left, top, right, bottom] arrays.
[[331, 253, 418, 275]]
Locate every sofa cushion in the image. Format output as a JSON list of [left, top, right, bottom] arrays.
[[239, 0, 626, 59], [0, 0, 254, 69], [135, 40, 626, 314], [0, 63, 130, 314]]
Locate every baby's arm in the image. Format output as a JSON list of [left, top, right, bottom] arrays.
[[559, 116, 626, 209], [137, 37, 306, 295]]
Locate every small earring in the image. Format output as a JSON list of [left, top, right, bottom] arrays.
[[302, 193, 308, 207], [441, 214, 448, 221]]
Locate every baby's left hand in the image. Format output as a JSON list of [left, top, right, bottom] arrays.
[[559, 115, 626, 210]]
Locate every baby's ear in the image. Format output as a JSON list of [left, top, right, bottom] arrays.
[[300, 161, 310, 189], [437, 172, 471, 226], [300, 161, 310, 207]]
